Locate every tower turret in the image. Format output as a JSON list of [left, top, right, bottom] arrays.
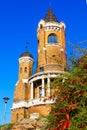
[[18, 51, 33, 80], [37, 9, 66, 72], [11, 51, 33, 123]]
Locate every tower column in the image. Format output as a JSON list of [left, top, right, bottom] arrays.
[[31, 82, 34, 99], [47, 74, 51, 96], [42, 77, 45, 97]]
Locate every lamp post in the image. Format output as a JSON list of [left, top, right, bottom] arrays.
[[3, 97, 9, 124]]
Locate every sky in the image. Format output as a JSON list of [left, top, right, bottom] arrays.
[[0, 0, 87, 125]]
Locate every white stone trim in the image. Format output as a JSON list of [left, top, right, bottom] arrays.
[[11, 97, 56, 109], [60, 22, 66, 29], [42, 77, 45, 97], [37, 20, 66, 37], [45, 42, 61, 46], [15, 81, 19, 86], [31, 82, 34, 99], [30, 113, 39, 119], [22, 79, 28, 83], [38, 49, 40, 53], [37, 20, 65, 30], [19, 56, 33, 64], [60, 48, 64, 52], [43, 47, 46, 51], [45, 43, 59, 46], [28, 71, 64, 83], [47, 74, 51, 96], [12, 100, 28, 109]]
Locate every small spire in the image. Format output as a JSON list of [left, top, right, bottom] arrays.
[[44, 8, 59, 22], [26, 41, 29, 52]]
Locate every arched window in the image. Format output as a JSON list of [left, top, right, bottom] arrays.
[[48, 34, 58, 44], [24, 67, 27, 73], [16, 113, 19, 121]]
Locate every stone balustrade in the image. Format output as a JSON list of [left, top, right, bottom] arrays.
[[12, 96, 56, 109]]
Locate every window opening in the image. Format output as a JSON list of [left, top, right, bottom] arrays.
[[39, 87, 42, 97], [40, 24, 43, 29], [48, 34, 58, 44], [52, 55, 56, 58], [40, 67, 44, 72], [24, 67, 27, 73], [16, 113, 19, 121]]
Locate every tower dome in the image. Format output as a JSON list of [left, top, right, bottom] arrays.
[[19, 51, 33, 64], [20, 51, 33, 58]]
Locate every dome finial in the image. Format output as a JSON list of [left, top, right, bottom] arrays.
[[20, 41, 33, 58], [26, 41, 29, 52], [49, 1, 52, 8]]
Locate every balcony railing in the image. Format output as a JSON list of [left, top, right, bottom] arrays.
[[12, 96, 56, 109]]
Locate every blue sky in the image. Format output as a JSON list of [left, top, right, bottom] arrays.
[[0, 0, 87, 125]]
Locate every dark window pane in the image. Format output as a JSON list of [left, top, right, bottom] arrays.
[[24, 67, 27, 73], [48, 34, 57, 44], [40, 67, 44, 72]]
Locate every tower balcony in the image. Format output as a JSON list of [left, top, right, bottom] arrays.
[[11, 96, 56, 109]]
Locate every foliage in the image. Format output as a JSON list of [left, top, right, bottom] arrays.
[[47, 55, 87, 130], [0, 124, 13, 130]]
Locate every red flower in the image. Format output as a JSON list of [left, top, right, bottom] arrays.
[[67, 103, 77, 111], [70, 104, 76, 110], [62, 121, 67, 130], [52, 128, 58, 130], [67, 106, 72, 112], [78, 91, 83, 97], [58, 119, 65, 126], [61, 109, 66, 113], [67, 120, 71, 128], [54, 112, 60, 116], [83, 64, 87, 69], [65, 114, 69, 120]]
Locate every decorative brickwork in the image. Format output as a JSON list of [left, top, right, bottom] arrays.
[[11, 108, 28, 123], [28, 104, 53, 116]]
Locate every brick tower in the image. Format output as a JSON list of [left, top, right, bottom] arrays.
[[11, 51, 33, 123], [11, 9, 66, 123], [37, 9, 66, 72]]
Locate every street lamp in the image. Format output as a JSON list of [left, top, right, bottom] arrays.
[[3, 97, 10, 124]]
